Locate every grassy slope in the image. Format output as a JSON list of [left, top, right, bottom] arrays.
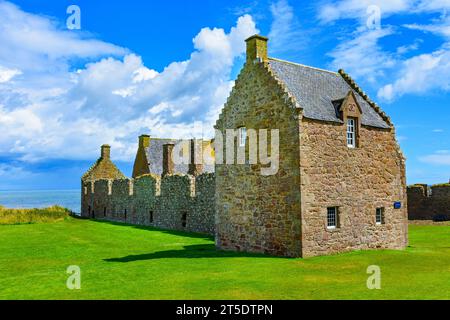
[[0, 206, 70, 225], [0, 218, 449, 300]]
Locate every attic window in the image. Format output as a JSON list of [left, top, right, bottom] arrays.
[[238, 127, 247, 147], [347, 118, 357, 148]]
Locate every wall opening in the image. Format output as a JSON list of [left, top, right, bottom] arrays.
[[149, 210, 154, 223], [104, 207, 107, 217], [124, 209, 127, 220], [181, 211, 187, 228]]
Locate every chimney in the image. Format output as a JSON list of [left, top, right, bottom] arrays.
[[101, 145, 111, 159], [245, 34, 268, 63], [188, 139, 203, 176], [162, 143, 175, 176], [139, 135, 150, 148]]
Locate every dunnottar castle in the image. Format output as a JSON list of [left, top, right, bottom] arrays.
[[82, 35, 450, 257]]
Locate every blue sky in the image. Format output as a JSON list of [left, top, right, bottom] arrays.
[[0, 0, 449, 190]]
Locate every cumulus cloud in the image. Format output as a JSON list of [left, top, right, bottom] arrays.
[[320, 0, 450, 101], [0, 1, 258, 164], [378, 47, 450, 101]]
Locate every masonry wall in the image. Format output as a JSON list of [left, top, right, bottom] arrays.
[[299, 118, 408, 257], [81, 173, 215, 235], [407, 184, 450, 220], [215, 61, 302, 257]]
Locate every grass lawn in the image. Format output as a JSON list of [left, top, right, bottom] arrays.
[[0, 217, 449, 300]]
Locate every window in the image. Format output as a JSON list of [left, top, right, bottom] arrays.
[[149, 210, 154, 223], [376, 208, 385, 225], [181, 212, 187, 228], [347, 118, 356, 148], [238, 127, 247, 147], [104, 207, 107, 217], [124, 209, 127, 220], [327, 207, 339, 229]]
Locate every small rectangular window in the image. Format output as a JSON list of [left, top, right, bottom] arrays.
[[104, 207, 107, 217], [347, 118, 356, 148], [149, 210, 154, 223], [238, 127, 247, 147], [327, 207, 339, 229], [124, 209, 127, 220], [376, 208, 385, 225]]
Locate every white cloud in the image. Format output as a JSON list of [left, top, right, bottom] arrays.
[[317, 0, 412, 24], [268, 0, 304, 54], [317, 0, 450, 24], [378, 47, 450, 100], [0, 2, 258, 163], [0, 65, 21, 83], [420, 152, 450, 165], [328, 27, 395, 82]]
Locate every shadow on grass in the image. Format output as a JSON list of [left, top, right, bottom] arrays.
[[104, 244, 282, 262], [89, 218, 213, 241]]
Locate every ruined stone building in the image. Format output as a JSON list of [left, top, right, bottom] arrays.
[[407, 183, 450, 220], [82, 35, 408, 257]]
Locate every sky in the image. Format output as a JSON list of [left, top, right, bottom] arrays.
[[0, 0, 449, 190]]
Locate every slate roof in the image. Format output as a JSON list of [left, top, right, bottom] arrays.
[[144, 138, 214, 175], [267, 58, 390, 129]]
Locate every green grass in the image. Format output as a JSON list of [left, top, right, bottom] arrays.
[[0, 206, 70, 225], [0, 218, 449, 300]]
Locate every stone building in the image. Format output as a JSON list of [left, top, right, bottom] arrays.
[[81, 137, 215, 235], [82, 34, 408, 258], [407, 183, 450, 220], [215, 35, 408, 257]]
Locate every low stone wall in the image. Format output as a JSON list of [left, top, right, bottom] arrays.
[[407, 184, 450, 220], [81, 173, 215, 236]]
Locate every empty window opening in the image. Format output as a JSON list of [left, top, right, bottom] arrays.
[[104, 207, 107, 217], [149, 210, 154, 223], [181, 212, 187, 228], [327, 207, 339, 229], [124, 209, 127, 220]]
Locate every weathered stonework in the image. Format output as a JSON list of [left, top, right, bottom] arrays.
[[407, 184, 450, 220], [81, 172, 215, 235], [214, 35, 408, 257], [81, 34, 409, 257]]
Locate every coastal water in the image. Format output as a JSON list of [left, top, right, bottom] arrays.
[[0, 190, 80, 213]]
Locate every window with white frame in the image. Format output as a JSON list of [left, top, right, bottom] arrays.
[[376, 207, 385, 225], [238, 127, 247, 147], [327, 207, 339, 229], [347, 118, 356, 148]]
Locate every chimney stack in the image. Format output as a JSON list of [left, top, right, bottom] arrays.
[[188, 139, 203, 176], [139, 135, 150, 148], [245, 34, 268, 63], [101, 145, 111, 159], [162, 143, 175, 176]]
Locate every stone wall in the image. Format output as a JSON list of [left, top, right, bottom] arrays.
[[299, 118, 408, 257], [407, 184, 450, 220], [81, 173, 215, 235], [215, 59, 302, 257]]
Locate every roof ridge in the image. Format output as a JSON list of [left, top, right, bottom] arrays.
[[268, 57, 339, 76], [337, 69, 392, 127]]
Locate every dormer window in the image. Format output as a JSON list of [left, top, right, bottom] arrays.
[[347, 118, 357, 148], [238, 127, 247, 147]]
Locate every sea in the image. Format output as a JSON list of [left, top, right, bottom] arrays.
[[0, 190, 81, 213]]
